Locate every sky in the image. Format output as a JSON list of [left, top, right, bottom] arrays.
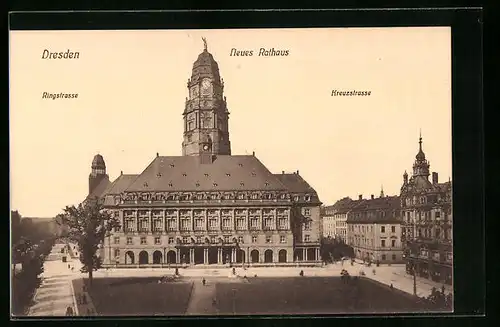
[[9, 27, 452, 217]]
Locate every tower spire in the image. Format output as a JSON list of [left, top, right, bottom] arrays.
[[380, 185, 384, 198], [202, 37, 207, 51], [419, 129, 422, 151]]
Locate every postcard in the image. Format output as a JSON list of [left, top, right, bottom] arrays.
[[10, 27, 453, 317]]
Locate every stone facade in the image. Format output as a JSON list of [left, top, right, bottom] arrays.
[[88, 41, 322, 267]]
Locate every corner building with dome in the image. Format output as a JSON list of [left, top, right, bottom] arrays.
[[87, 43, 322, 268]]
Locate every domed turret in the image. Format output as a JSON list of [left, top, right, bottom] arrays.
[[92, 154, 106, 169], [89, 153, 109, 195]]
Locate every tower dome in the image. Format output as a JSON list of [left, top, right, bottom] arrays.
[[91, 154, 106, 169], [190, 38, 221, 84]]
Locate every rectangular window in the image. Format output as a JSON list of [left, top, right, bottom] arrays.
[[391, 239, 396, 247], [124, 219, 135, 232], [153, 219, 163, 232], [304, 208, 310, 216], [238, 236, 244, 244], [236, 218, 246, 230], [435, 211, 441, 218], [139, 218, 149, 232], [114, 237, 120, 244], [391, 226, 396, 233], [196, 236, 203, 244], [166, 219, 177, 231], [180, 219, 190, 231], [126, 237, 133, 245], [304, 221, 312, 231], [224, 235, 230, 243], [182, 236, 189, 244], [252, 235, 258, 243], [250, 218, 259, 230], [194, 218, 204, 230], [392, 254, 396, 261], [222, 218, 232, 231], [382, 254, 386, 260], [280, 235, 286, 243], [210, 236, 217, 244], [154, 237, 161, 245], [208, 218, 218, 230], [304, 235, 310, 242], [265, 236, 272, 243], [435, 228, 441, 238], [263, 218, 273, 230], [168, 237, 174, 244], [381, 226, 386, 233], [381, 240, 386, 247], [140, 237, 147, 245]]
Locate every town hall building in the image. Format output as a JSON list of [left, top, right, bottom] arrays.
[[87, 41, 322, 267]]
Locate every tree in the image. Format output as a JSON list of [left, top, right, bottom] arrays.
[[56, 199, 120, 286]]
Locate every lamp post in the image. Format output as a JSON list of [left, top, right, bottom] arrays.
[[412, 262, 417, 296]]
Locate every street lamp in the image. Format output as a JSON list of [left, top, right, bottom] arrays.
[[231, 288, 237, 314], [411, 262, 417, 296]]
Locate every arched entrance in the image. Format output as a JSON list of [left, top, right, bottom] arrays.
[[153, 251, 163, 264], [294, 249, 303, 261], [264, 249, 273, 263], [236, 249, 245, 263], [307, 248, 316, 261], [278, 249, 287, 263], [166, 250, 176, 264], [194, 248, 204, 264], [139, 251, 149, 265], [125, 251, 135, 264], [250, 250, 259, 263]]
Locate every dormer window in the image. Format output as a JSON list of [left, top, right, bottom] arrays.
[[170, 164, 175, 168], [213, 183, 218, 187], [143, 182, 148, 187], [251, 172, 256, 177], [182, 173, 187, 177], [226, 173, 231, 177], [156, 173, 162, 178], [195, 182, 200, 187], [264, 182, 269, 187], [238, 163, 243, 167], [204, 173, 209, 177], [305, 195, 311, 202], [168, 183, 173, 187], [240, 182, 244, 187]]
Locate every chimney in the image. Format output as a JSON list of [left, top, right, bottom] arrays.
[[297, 170, 299, 174], [156, 152, 159, 157], [358, 194, 362, 200], [282, 171, 285, 174], [120, 170, 123, 175], [432, 172, 438, 184], [371, 194, 374, 199], [252, 151, 255, 156]]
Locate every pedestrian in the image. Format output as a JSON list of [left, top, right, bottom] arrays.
[[71, 266, 74, 272], [372, 268, 376, 275], [202, 278, 206, 286], [212, 298, 217, 307], [390, 283, 394, 290], [65, 306, 74, 316], [441, 285, 445, 295], [299, 270, 304, 277], [68, 264, 70, 269]]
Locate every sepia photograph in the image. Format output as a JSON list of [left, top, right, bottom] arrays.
[[10, 26, 453, 317]]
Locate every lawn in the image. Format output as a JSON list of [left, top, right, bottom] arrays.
[[215, 277, 427, 315], [84, 277, 193, 316], [83, 276, 428, 316]]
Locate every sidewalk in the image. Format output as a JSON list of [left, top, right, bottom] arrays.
[[27, 243, 80, 316]]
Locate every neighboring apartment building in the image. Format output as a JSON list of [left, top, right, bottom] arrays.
[[347, 193, 404, 264], [322, 197, 357, 242], [401, 135, 453, 284], [85, 42, 322, 267]]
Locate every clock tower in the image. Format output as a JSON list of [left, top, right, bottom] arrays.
[[182, 38, 231, 156]]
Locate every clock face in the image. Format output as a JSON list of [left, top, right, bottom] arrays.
[[201, 79, 211, 93], [203, 144, 209, 151]]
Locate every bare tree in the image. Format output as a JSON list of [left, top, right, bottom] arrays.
[[56, 198, 120, 286]]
